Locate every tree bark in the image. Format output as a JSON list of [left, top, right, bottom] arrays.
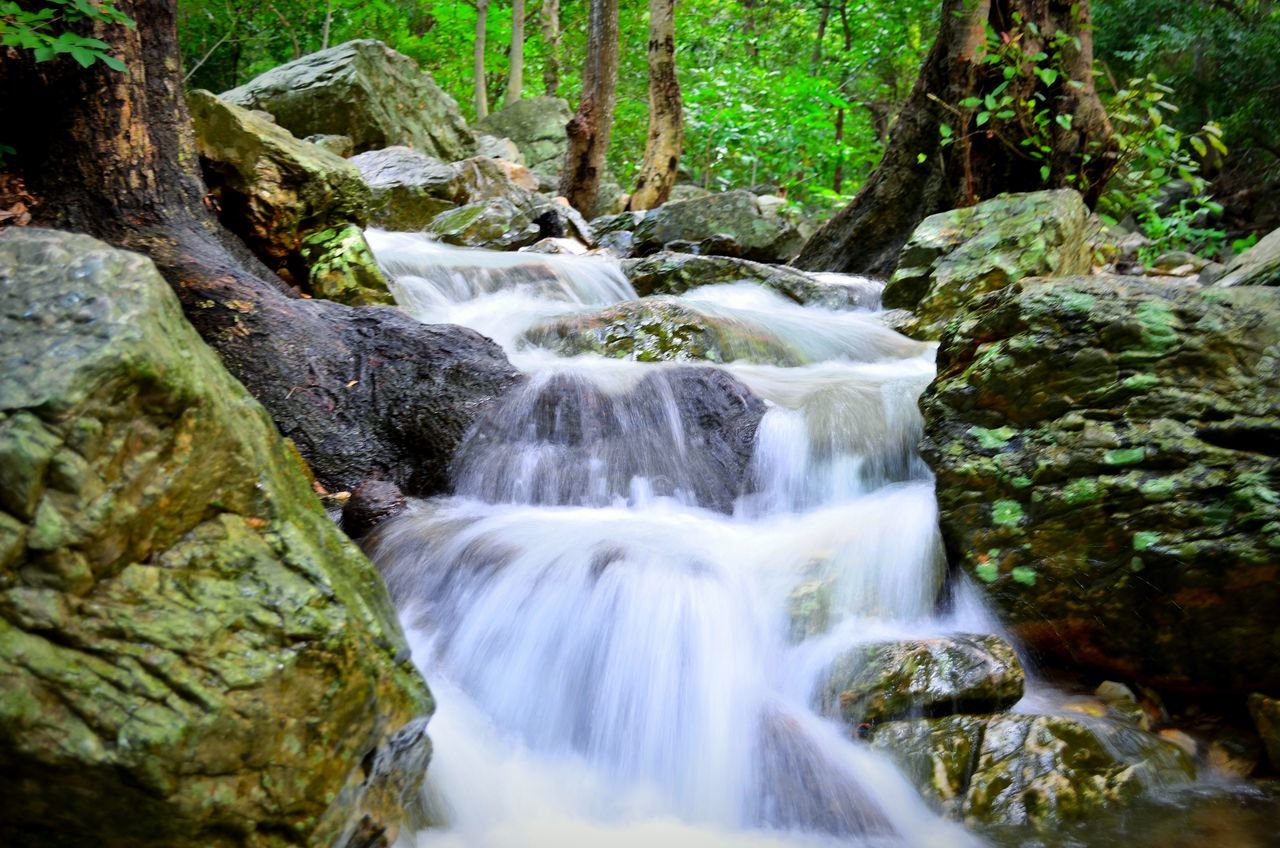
[[540, 0, 561, 97], [628, 0, 683, 211], [794, 0, 1115, 275], [0, 0, 521, 497], [506, 0, 525, 105], [474, 0, 490, 118], [558, 0, 620, 214]]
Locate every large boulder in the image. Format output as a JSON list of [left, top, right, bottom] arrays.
[[883, 190, 1093, 339], [1213, 226, 1280, 287], [920, 275, 1280, 694], [631, 190, 804, 262], [474, 95, 572, 180], [221, 40, 475, 161], [815, 634, 1025, 724], [870, 714, 1195, 827], [0, 229, 432, 846], [188, 90, 389, 304], [624, 251, 883, 309]]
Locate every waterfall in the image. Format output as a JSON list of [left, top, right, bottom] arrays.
[[366, 233, 989, 847]]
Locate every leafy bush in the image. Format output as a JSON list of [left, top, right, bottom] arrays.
[[0, 0, 133, 70]]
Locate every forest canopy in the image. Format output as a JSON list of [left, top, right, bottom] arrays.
[[173, 1, 1280, 224]]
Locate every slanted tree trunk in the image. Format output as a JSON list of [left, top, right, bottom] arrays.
[[540, 0, 561, 96], [0, 0, 520, 497], [628, 0, 683, 211], [558, 0, 619, 213], [794, 0, 1115, 275], [474, 0, 490, 118], [506, 0, 525, 105]]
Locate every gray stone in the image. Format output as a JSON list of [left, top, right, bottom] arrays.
[[474, 96, 571, 179], [632, 190, 804, 262], [222, 39, 475, 161], [1214, 226, 1280, 287]]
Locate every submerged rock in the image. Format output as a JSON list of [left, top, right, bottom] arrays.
[[0, 229, 432, 846], [921, 275, 1280, 694], [625, 251, 881, 309], [870, 714, 1195, 827], [631, 190, 804, 262], [188, 89, 375, 292], [1214, 226, 1280, 287], [883, 190, 1093, 339], [526, 297, 805, 365], [474, 95, 573, 180], [222, 39, 475, 161], [817, 634, 1025, 724]]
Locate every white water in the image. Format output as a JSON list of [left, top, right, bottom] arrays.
[[364, 232, 995, 848]]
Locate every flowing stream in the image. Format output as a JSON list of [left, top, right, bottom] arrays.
[[365, 230, 1001, 847]]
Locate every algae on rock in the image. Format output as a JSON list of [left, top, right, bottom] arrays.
[[883, 190, 1093, 339], [0, 229, 432, 847], [921, 275, 1280, 694]]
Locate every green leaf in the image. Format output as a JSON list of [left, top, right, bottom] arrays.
[[975, 562, 999, 583], [977, 111, 991, 127], [1011, 567, 1037, 586]]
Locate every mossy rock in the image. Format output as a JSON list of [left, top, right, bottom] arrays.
[[816, 634, 1025, 724], [0, 229, 432, 847], [188, 88, 372, 289], [631, 190, 804, 262], [1249, 693, 1280, 770], [884, 190, 1092, 339], [299, 225, 395, 306], [425, 197, 542, 250], [920, 274, 1280, 694], [474, 96, 573, 179], [525, 297, 806, 364], [1214, 225, 1280, 288], [624, 251, 880, 309], [870, 714, 1195, 827]]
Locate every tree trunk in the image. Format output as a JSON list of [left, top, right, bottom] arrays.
[[540, 0, 561, 97], [832, 106, 845, 193], [506, 0, 525, 105], [628, 0, 683, 211], [558, 0, 620, 214], [474, 0, 490, 118], [0, 0, 520, 497], [321, 0, 333, 50], [811, 1, 831, 72], [794, 0, 1115, 275]]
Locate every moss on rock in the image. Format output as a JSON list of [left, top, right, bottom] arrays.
[[0, 229, 432, 847]]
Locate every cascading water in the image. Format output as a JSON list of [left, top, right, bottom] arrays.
[[364, 229, 997, 847]]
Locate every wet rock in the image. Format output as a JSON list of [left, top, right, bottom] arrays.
[[474, 96, 573, 180], [631, 190, 804, 262], [299, 224, 395, 306], [920, 275, 1280, 694], [344, 479, 408, 539], [222, 39, 475, 160], [450, 367, 765, 514], [592, 211, 645, 254], [883, 190, 1092, 339], [816, 634, 1025, 724], [668, 184, 712, 203], [426, 197, 542, 250], [0, 229, 432, 846], [786, 578, 834, 643], [188, 89, 374, 290], [350, 146, 459, 231], [870, 714, 1196, 826], [526, 297, 805, 365], [624, 251, 880, 309], [1249, 693, 1280, 770], [1214, 226, 1280, 287]]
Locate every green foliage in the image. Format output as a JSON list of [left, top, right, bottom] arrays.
[[176, 0, 936, 207], [0, 0, 133, 70]]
